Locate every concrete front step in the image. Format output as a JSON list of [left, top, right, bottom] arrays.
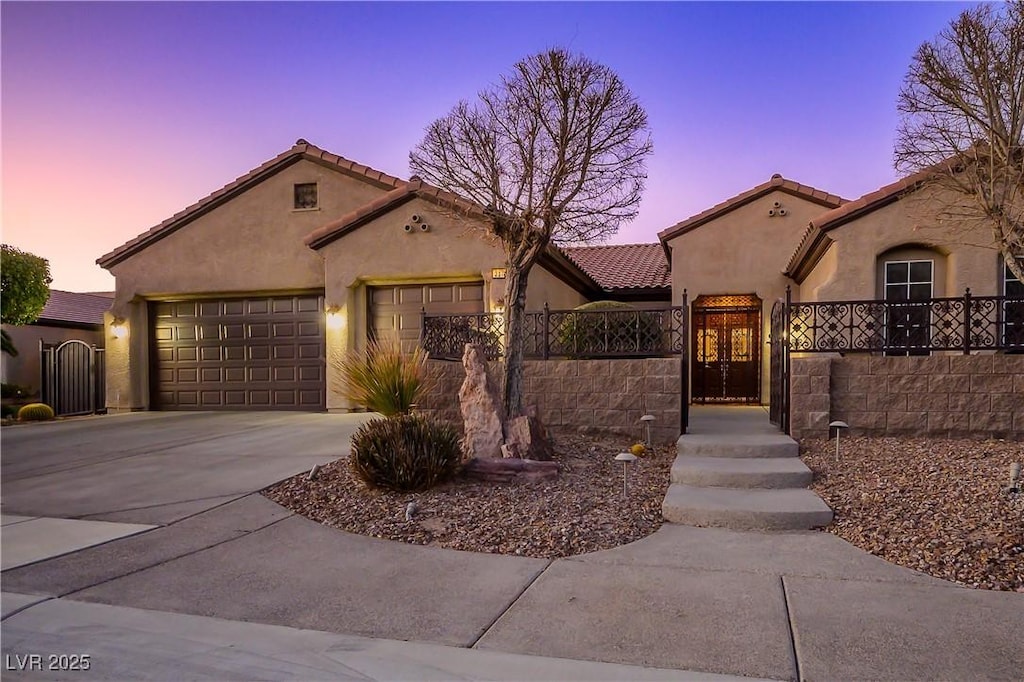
[[662, 484, 834, 531], [671, 457, 813, 489], [676, 433, 799, 459]]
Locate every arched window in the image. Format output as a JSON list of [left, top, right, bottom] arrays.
[[876, 245, 946, 356]]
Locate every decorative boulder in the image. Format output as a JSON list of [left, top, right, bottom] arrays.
[[502, 405, 554, 461], [458, 343, 505, 459]]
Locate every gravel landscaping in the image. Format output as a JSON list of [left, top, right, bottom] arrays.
[[801, 436, 1024, 591], [264, 432, 672, 558]]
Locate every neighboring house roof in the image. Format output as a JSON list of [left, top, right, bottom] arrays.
[[785, 166, 936, 282], [657, 174, 845, 246], [35, 290, 111, 327], [96, 139, 407, 269], [562, 244, 671, 291]]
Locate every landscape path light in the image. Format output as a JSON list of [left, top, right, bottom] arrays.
[[829, 421, 849, 464], [640, 414, 655, 446], [615, 452, 638, 499]]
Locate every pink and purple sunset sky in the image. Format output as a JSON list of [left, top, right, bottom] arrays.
[[2, 1, 975, 292]]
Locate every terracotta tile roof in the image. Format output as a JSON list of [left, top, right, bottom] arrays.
[[36, 290, 111, 327], [784, 165, 939, 282], [657, 174, 845, 244], [562, 243, 670, 290], [304, 178, 485, 250], [97, 139, 407, 269]]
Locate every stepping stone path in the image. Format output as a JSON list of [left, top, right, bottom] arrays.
[[662, 408, 833, 530]]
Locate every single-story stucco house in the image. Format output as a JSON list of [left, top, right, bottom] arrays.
[[97, 139, 1022, 437]]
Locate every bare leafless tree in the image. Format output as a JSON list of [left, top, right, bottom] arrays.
[[895, 1, 1024, 281], [410, 49, 652, 417]]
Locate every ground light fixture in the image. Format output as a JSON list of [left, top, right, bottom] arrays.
[[640, 414, 655, 445], [615, 452, 638, 499], [829, 421, 849, 463]]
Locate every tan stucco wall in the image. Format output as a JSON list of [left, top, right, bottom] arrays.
[[103, 159, 392, 410], [318, 197, 590, 410], [801, 194, 1003, 302], [1, 324, 104, 393], [666, 189, 832, 403]]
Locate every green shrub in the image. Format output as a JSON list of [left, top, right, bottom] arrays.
[[334, 335, 430, 416], [1, 404, 17, 419], [1, 383, 30, 399], [350, 414, 462, 491], [17, 402, 54, 421], [556, 300, 664, 357]]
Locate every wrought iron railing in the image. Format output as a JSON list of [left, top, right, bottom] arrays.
[[421, 304, 687, 360], [788, 290, 1024, 354]]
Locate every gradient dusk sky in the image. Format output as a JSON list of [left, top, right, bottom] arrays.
[[2, 1, 976, 292]]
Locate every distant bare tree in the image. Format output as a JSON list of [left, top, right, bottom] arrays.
[[410, 49, 652, 417], [895, 1, 1024, 281]]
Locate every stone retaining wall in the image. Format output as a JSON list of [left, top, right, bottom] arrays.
[[418, 358, 682, 444], [790, 355, 1024, 439]]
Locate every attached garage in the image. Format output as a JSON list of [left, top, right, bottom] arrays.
[[369, 282, 484, 351], [150, 294, 325, 410]]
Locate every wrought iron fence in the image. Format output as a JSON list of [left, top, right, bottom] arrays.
[[421, 304, 687, 360], [788, 290, 1023, 354]]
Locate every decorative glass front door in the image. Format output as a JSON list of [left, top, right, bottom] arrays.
[[692, 295, 761, 403]]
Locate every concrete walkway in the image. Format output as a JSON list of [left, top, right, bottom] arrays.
[[664, 407, 833, 530], [2, 411, 1023, 680]]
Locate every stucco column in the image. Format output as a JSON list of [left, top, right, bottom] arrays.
[[104, 299, 148, 412], [325, 287, 355, 412]]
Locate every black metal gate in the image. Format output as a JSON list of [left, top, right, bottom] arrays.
[[769, 292, 790, 433], [40, 340, 106, 416]]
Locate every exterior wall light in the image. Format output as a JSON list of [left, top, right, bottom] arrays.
[[325, 306, 345, 330], [111, 320, 128, 339]]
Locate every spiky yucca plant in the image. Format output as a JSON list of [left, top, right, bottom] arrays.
[[17, 403, 54, 421], [334, 335, 431, 416], [350, 414, 462, 491]]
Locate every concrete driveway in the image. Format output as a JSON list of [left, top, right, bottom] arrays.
[[1, 411, 372, 525]]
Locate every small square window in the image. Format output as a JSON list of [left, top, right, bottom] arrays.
[[294, 183, 318, 210]]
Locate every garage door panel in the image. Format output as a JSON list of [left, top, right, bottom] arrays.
[[428, 287, 453, 303], [460, 284, 484, 301], [150, 295, 325, 411], [369, 282, 484, 349], [298, 344, 321, 359], [273, 323, 296, 338], [225, 391, 246, 406]]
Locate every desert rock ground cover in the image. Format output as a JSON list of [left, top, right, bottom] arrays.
[[801, 436, 1024, 591], [265, 432, 672, 559]]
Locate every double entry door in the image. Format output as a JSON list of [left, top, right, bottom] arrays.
[[692, 297, 760, 404]]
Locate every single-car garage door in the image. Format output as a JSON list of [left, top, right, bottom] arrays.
[[370, 282, 484, 351], [151, 295, 325, 410]]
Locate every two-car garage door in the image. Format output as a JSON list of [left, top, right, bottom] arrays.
[[150, 284, 483, 411], [151, 295, 325, 410]]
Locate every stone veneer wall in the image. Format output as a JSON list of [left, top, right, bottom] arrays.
[[418, 358, 682, 444], [790, 355, 1024, 439]]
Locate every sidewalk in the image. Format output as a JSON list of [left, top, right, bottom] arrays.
[[2, 408, 1022, 680]]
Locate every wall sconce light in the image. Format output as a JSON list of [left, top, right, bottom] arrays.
[[325, 306, 344, 330], [111, 319, 128, 339]]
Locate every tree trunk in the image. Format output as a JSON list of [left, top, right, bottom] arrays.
[[502, 261, 533, 419]]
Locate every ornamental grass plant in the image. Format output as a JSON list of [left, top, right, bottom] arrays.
[[334, 335, 431, 416]]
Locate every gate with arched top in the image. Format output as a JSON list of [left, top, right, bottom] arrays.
[[40, 339, 106, 416]]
